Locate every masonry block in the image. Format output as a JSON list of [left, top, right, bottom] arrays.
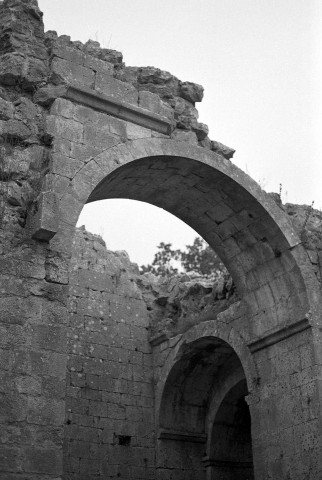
[[95, 73, 138, 105], [51, 57, 95, 89], [29, 191, 59, 241]]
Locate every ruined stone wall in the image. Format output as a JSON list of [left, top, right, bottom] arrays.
[[65, 227, 241, 479], [0, 1, 322, 479], [66, 228, 155, 479], [65, 211, 322, 479], [0, 2, 235, 475]]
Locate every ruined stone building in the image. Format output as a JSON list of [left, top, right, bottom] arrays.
[[0, 1, 321, 479]]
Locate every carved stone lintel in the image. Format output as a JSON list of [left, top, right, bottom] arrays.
[[64, 85, 173, 135]]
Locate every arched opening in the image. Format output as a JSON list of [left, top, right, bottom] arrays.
[[80, 151, 310, 325], [157, 336, 254, 480], [76, 197, 202, 269], [55, 139, 313, 334], [208, 379, 254, 480]]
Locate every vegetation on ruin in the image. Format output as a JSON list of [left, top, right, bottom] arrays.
[[140, 236, 226, 277]]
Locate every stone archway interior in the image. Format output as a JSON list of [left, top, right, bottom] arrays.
[[208, 379, 254, 480], [157, 337, 254, 480]]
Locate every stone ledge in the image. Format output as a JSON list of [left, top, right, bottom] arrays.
[[63, 85, 173, 135], [248, 317, 310, 353], [158, 428, 207, 443], [202, 456, 253, 469]]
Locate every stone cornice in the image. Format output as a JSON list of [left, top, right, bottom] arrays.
[[202, 457, 253, 469], [158, 428, 207, 443], [63, 85, 173, 135], [248, 317, 310, 353]]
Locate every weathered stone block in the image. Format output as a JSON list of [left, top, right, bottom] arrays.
[[108, 116, 127, 138], [95, 73, 138, 105], [29, 191, 59, 241], [83, 123, 120, 149], [138, 90, 162, 114], [0, 53, 48, 87], [27, 395, 65, 427], [51, 57, 94, 88], [46, 115, 83, 143], [0, 119, 32, 141], [51, 44, 85, 65], [126, 123, 152, 140], [191, 121, 209, 140], [107, 403, 126, 420], [0, 296, 42, 325], [179, 81, 204, 103], [50, 98, 75, 118], [50, 153, 84, 178], [83, 54, 114, 75], [69, 142, 101, 162], [32, 325, 67, 353], [51, 136, 72, 156], [24, 447, 63, 475], [41, 173, 70, 198], [15, 375, 42, 395], [211, 140, 236, 159], [159, 100, 174, 122], [29, 351, 66, 379], [33, 84, 68, 106], [0, 98, 14, 120], [73, 103, 103, 123], [0, 446, 22, 473], [172, 129, 198, 145], [45, 254, 69, 284], [88, 400, 108, 417]]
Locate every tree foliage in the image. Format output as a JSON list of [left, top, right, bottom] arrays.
[[140, 237, 225, 276], [140, 242, 180, 276]]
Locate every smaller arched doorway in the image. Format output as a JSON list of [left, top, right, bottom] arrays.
[[206, 379, 253, 479], [157, 336, 254, 480]]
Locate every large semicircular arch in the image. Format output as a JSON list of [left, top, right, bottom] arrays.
[[53, 137, 320, 325]]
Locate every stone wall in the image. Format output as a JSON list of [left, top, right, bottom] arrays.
[[65, 227, 242, 479], [65, 228, 154, 479], [64, 213, 321, 479]]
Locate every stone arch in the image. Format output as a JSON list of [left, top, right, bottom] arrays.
[[50, 137, 319, 335], [155, 328, 255, 479], [46, 136, 321, 478], [154, 320, 257, 421]]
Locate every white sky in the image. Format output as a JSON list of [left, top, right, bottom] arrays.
[[39, 0, 322, 266]]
